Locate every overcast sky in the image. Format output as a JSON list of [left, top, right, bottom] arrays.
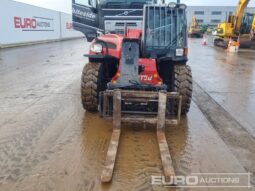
[[14, 0, 255, 14]]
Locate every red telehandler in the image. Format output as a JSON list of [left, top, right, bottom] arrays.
[[72, 0, 192, 183]]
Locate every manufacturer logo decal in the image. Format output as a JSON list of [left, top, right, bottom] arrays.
[[117, 10, 136, 17], [141, 75, 153, 81], [72, 8, 96, 21]]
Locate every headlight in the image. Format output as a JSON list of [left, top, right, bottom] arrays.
[[178, 4, 187, 9], [168, 2, 177, 8], [176, 49, 184, 56], [90, 43, 103, 53]]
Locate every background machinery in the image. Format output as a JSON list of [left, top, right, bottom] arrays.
[[188, 16, 204, 38], [251, 15, 255, 40], [73, 0, 192, 182], [214, 0, 255, 49]]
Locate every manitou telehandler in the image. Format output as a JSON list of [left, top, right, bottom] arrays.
[[72, 0, 192, 183]]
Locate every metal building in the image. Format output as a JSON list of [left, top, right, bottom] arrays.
[[187, 6, 255, 26]]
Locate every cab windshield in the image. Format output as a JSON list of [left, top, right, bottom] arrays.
[[144, 6, 187, 56]]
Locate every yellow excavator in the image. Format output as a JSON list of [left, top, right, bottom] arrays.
[[214, 0, 255, 49], [251, 16, 255, 40], [188, 16, 204, 38]]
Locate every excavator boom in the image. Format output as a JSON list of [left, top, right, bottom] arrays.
[[192, 16, 198, 28], [251, 15, 255, 40], [233, 0, 250, 32], [188, 16, 203, 38], [216, 0, 250, 37], [252, 16, 255, 30]]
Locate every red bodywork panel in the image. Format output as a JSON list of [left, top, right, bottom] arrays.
[[111, 58, 162, 86], [89, 29, 162, 86], [90, 34, 124, 58], [126, 29, 142, 39]]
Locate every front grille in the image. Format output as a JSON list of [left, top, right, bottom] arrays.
[[105, 20, 142, 34], [115, 22, 138, 27], [115, 23, 125, 27], [127, 22, 138, 27]]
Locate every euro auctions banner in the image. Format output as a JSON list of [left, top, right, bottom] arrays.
[[0, 0, 60, 45], [14, 16, 55, 32], [60, 12, 84, 39], [0, 0, 83, 47]]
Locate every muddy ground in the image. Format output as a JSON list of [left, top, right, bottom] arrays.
[[0, 39, 254, 191]]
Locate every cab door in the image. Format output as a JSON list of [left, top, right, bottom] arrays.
[[72, 0, 101, 41]]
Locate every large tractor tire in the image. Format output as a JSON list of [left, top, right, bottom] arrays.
[[81, 62, 101, 112], [174, 65, 193, 115]]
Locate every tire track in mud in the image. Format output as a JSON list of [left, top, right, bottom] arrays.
[[165, 120, 195, 177], [193, 82, 255, 185], [175, 138, 194, 177], [0, 83, 82, 184]]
